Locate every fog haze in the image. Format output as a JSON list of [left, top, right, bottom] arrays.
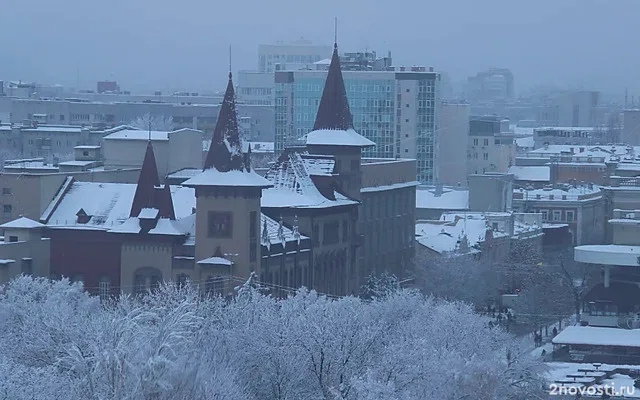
[[0, 0, 636, 95]]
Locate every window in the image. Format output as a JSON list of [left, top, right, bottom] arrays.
[[552, 210, 562, 222], [8, 236, 18, 242], [483, 138, 489, 146], [483, 153, 489, 160], [342, 220, 349, 243], [3, 204, 11, 216], [2, 188, 10, 195], [82, 151, 89, 156], [21, 259, 32, 275], [323, 221, 340, 245], [473, 139, 478, 146], [134, 275, 146, 295], [99, 277, 110, 301], [208, 211, 232, 238], [177, 273, 189, 288], [540, 210, 549, 221], [566, 210, 575, 222]]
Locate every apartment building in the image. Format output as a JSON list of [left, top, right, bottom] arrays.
[[533, 126, 594, 148], [467, 116, 515, 175], [258, 39, 332, 73], [512, 185, 604, 245]]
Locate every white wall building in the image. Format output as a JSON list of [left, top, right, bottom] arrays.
[[438, 102, 470, 185]]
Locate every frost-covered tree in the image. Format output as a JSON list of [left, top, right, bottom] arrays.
[[129, 113, 174, 132], [0, 276, 546, 400]]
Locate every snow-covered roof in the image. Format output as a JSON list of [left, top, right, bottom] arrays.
[[507, 166, 550, 182], [166, 168, 202, 180], [43, 182, 195, 229], [74, 145, 100, 150], [305, 128, 375, 148], [198, 256, 232, 266], [415, 218, 487, 255], [515, 136, 534, 148], [247, 141, 275, 153], [513, 185, 601, 201], [57, 160, 99, 167], [139, 208, 159, 219], [4, 161, 58, 171], [552, 326, 640, 348], [0, 217, 44, 229], [0, 259, 15, 265], [415, 187, 469, 210], [361, 181, 419, 193], [182, 168, 273, 188], [103, 128, 170, 141], [261, 215, 308, 247], [262, 152, 358, 209], [109, 217, 187, 236]]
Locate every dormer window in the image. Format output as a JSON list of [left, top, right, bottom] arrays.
[[76, 208, 91, 224]]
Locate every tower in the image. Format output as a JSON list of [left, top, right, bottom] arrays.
[[305, 41, 375, 201], [183, 72, 272, 292]]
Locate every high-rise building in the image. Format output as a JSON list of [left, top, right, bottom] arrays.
[[275, 66, 439, 183], [466, 68, 515, 104], [258, 39, 333, 73], [558, 90, 599, 127]]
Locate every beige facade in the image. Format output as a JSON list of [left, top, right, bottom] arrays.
[[0, 219, 50, 285], [194, 190, 261, 284], [437, 102, 470, 186], [121, 243, 174, 294], [467, 133, 515, 175], [103, 128, 203, 180]]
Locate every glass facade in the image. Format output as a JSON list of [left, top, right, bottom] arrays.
[[275, 72, 438, 183]]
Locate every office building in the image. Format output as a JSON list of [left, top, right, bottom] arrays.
[[275, 64, 439, 183]]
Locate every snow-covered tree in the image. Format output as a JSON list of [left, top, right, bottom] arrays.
[[129, 113, 174, 132], [0, 276, 546, 400]]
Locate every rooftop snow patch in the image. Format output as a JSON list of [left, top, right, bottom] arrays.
[[416, 188, 469, 210], [182, 168, 273, 188], [0, 217, 45, 229], [44, 182, 195, 229], [305, 128, 375, 148], [103, 129, 170, 141], [198, 256, 232, 266], [552, 326, 640, 348], [507, 166, 550, 182]]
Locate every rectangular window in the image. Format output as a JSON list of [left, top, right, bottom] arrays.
[[249, 211, 257, 239], [3, 204, 11, 216], [483, 153, 489, 160], [323, 221, 340, 245], [21, 259, 32, 275], [473, 139, 478, 146], [483, 138, 489, 146], [342, 220, 349, 243], [99, 278, 110, 301], [207, 211, 233, 238], [540, 210, 549, 221], [552, 210, 562, 222], [566, 210, 575, 222], [2, 188, 10, 195]]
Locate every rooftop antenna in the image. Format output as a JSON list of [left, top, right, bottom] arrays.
[[229, 45, 232, 79], [334, 17, 338, 48], [148, 120, 151, 141]]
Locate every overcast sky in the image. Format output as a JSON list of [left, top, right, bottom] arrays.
[[0, 0, 636, 96]]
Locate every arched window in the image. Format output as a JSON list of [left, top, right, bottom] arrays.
[[99, 277, 110, 301], [132, 267, 163, 296], [176, 273, 189, 288]]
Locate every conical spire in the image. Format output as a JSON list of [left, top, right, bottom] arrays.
[[130, 141, 175, 219], [204, 72, 245, 172], [130, 141, 160, 217], [313, 42, 353, 131]]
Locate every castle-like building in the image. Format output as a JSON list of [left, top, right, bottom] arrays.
[[0, 41, 416, 297]]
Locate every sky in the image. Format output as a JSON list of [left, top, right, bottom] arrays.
[[0, 0, 637, 96]]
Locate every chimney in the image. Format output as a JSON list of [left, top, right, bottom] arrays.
[[434, 184, 443, 197]]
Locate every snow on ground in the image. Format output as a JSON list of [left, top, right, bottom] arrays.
[[547, 362, 640, 397]]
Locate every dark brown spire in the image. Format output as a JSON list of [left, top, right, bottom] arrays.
[[313, 43, 353, 131], [130, 141, 175, 220], [203, 72, 246, 172]]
